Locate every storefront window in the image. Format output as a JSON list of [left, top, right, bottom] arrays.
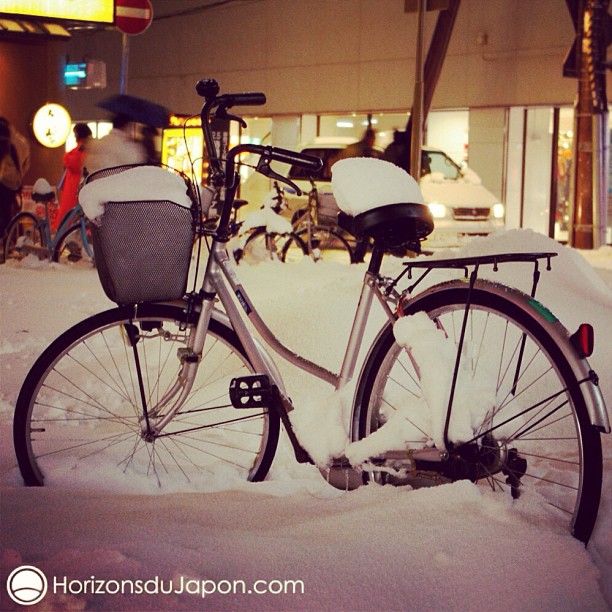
[[554, 108, 574, 242]]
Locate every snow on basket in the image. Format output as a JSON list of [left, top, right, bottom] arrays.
[[331, 157, 424, 216], [81, 165, 197, 305], [79, 165, 194, 221]]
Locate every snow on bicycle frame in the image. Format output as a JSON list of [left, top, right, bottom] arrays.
[[79, 164, 199, 304]]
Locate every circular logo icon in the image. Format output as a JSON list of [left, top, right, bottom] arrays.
[[6, 566, 48, 606]]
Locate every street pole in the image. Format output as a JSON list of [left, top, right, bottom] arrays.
[[569, 0, 609, 249], [410, 0, 425, 179], [120, 33, 129, 95]]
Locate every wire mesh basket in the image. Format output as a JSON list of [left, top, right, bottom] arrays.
[[85, 164, 198, 305], [317, 192, 341, 226]]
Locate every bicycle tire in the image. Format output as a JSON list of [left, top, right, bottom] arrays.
[[351, 280, 602, 543], [286, 225, 354, 264], [14, 304, 280, 490], [4, 212, 44, 262], [53, 222, 95, 265], [239, 227, 306, 264]]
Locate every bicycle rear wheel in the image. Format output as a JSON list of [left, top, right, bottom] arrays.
[[4, 212, 44, 262], [53, 222, 94, 265], [14, 304, 280, 490], [351, 281, 603, 543]]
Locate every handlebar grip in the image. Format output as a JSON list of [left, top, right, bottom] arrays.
[[220, 93, 267, 107], [269, 147, 323, 172]]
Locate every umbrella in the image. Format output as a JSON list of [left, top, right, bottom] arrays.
[[97, 94, 170, 127]]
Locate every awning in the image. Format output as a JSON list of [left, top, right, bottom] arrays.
[[0, 18, 71, 39]]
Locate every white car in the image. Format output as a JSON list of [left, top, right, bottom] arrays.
[[280, 138, 505, 247]]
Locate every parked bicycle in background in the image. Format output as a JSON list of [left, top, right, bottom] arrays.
[[282, 178, 354, 264], [231, 181, 307, 263], [3, 177, 94, 265]]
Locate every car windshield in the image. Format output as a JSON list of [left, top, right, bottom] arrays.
[[288, 147, 463, 182], [422, 150, 462, 179], [288, 148, 338, 182]]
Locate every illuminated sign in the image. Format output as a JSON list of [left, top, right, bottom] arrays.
[[63, 60, 106, 89], [64, 62, 87, 87], [32, 103, 72, 148], [0, 0, 114, 24]]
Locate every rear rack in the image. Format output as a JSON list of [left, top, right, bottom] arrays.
[[392, 252, 558, 299]]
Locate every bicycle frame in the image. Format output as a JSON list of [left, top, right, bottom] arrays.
[[148, 238, 390, 437], [54, 204, 94, 258]]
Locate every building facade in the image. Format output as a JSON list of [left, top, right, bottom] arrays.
[[2, 0, 610, 241]]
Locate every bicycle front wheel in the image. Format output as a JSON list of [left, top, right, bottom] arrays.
[[4, 212, 44, 262], [53, 222, 94, 265], [352, 281, 602, 543], [239, 228, 306, 264], [14, 304, 280, 490]]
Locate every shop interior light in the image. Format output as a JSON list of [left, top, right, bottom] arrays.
[[336, 121, 354, 128]]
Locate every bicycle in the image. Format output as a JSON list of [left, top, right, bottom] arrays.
[[282, 178, 355, 264], [3, 178, 94, 265], [12, 78, 609, 546], [230, 181, 308, 263]]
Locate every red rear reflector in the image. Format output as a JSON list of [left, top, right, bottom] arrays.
[[570, 324, 594, 358]]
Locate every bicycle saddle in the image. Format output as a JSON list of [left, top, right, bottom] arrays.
[[339, 203, 433, 250]]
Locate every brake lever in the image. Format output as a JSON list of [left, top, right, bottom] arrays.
[[256, 155, 302, 195], [215, 107, 247, 128]]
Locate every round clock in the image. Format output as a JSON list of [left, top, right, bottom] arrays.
[[32, 103, 72, 148]]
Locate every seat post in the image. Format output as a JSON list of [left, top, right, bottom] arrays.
[[367, 242, 385, 274]]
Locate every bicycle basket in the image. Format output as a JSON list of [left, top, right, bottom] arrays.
[[85, 165, 197, 304], [317, 192, 340, 226]]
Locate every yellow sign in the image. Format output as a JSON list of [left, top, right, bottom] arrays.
[[0, 0, 114, 23], [32, 103, 72, 148]]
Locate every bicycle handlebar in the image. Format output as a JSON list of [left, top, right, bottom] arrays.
[[217, 92, 267, 107], [195, 78, 323, 238], [232, 144, 322, 173]]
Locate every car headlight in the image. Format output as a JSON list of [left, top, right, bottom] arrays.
[[493, 203, 504, 219], [428, 202, 447, 219]]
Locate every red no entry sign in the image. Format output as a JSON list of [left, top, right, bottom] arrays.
[[115, 0, 153, 35]]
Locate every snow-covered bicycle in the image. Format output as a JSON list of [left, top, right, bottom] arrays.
[[3, 177, 94, 265], [231, 181, 308, 263], [13, 79, 609, 545]]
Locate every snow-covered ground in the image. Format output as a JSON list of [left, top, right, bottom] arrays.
[[1, 229, 610, 611]]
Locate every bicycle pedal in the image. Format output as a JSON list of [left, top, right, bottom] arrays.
[[229, 375, 272, 408]]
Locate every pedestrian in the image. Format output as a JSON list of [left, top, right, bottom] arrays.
[[382, 129, 410, 171], [0, 117, 30, 177], [140, 125, 160, 164], [335, 128, 381, 162], [84, 113, 147, 176], [53, 123, 92, 232], [0, 120, 22, 237]]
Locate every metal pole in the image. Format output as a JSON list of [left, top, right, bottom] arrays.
[[120, 33, 130, 94], [410, 0, 425, 179]]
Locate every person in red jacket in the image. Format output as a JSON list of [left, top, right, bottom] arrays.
[[52, 123, 92, 232]]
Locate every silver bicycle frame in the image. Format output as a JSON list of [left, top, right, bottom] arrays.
[[150, 238, 393, 435], [208, 240, 390, 389]]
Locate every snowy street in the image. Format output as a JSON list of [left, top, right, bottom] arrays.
[[1, 229, 611, 611]]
